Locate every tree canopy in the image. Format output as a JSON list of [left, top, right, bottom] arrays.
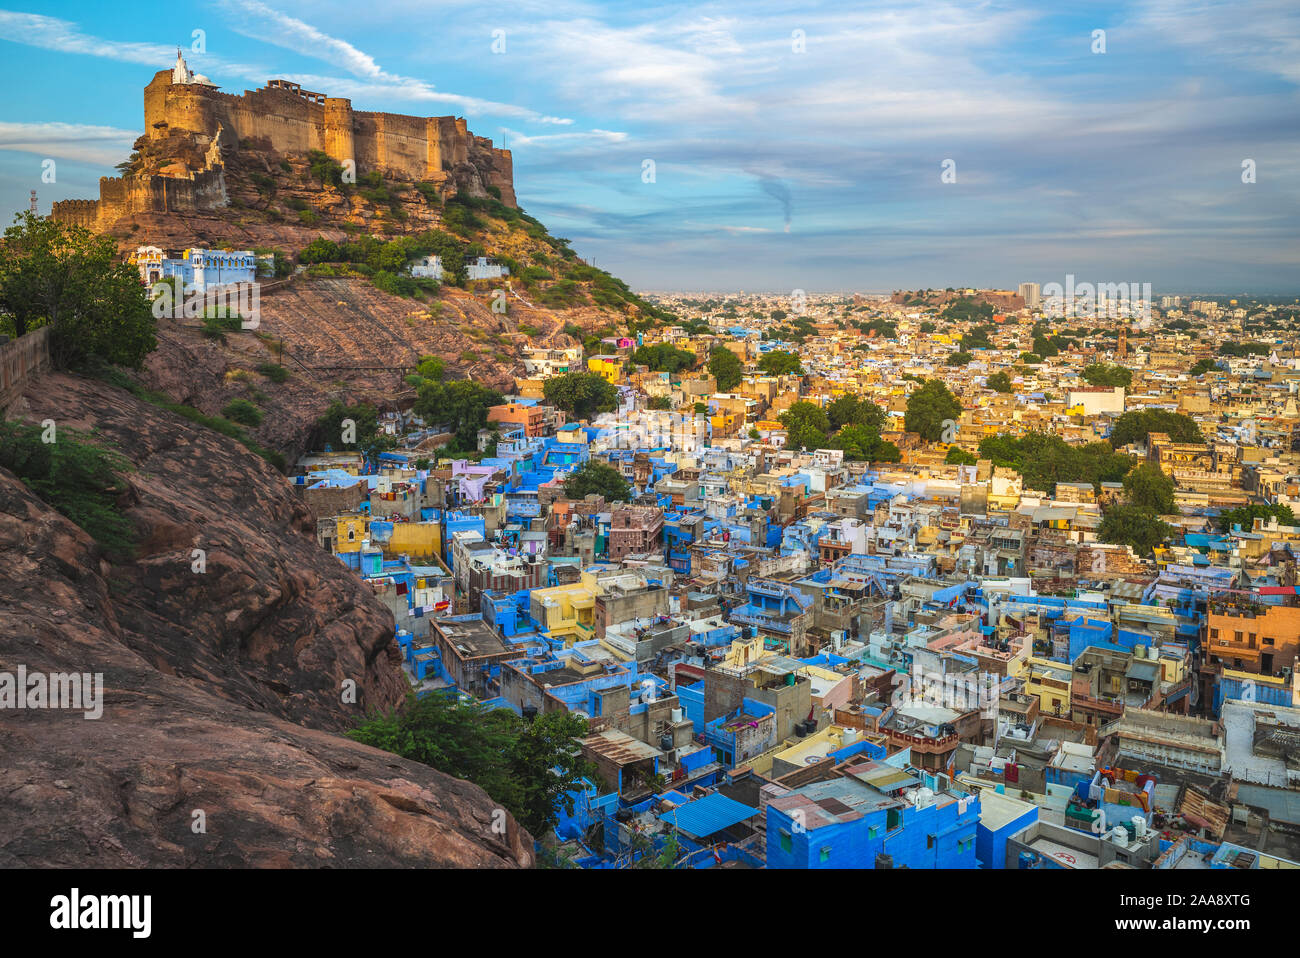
[[826, 394, 888, 433], [708, 345, 744, 391], [632, 342, 696, 374], [757, 350, 803, 376], [827, 423, 901, 462], [349, 691, 597, 838], [1099, 505, 1173, 556], [1109, 409, 1204, 448], [1217, 503, 1295, 533], [0, 211, 156, 369], [563, 460, 631, 502], [778, 401, 830, 450], [986, 371, 1014, 393], [543, 371, 619, 421], [405, 356, 503, 453], [1081, 363, 1132, 388], [979, 432, 1133, 491], [1123, 463, 1175, 514], [905, 379, 962, 442]]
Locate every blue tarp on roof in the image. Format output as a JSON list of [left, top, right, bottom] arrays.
[[658, 792, 757, 838]]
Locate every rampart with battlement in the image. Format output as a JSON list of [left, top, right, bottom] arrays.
[[53, 64, 515, 232]]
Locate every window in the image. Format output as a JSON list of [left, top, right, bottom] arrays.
[[819, 846, 831, 863], [779, 830, 792, 854], [927, 834, 935, 849], [868, 825, 879, 839], [1264, 637, 1274, 646]]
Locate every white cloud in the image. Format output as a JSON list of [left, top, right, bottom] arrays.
[[0, 121, 139, 166], [218, 0, 574, 124]]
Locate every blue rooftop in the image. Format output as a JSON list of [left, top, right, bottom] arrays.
[[658, 792, 757, 838]]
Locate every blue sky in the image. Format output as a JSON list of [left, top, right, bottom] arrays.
[[1, 0, 1297, 293]]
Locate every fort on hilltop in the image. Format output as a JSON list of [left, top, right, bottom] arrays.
[[53, 52, 515, 231]]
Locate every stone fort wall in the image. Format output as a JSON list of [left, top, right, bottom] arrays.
[[143, 71, 514, 202], [54, 69, 515, 230]]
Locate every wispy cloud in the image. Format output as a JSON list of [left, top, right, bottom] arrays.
[[217, 0, 574, 124], [0, 121, 139, 166]]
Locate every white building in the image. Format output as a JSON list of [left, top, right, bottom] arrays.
[[132, 246, 166, 285], [161, 248, 256, 293], [410, 255, 444, 280], [171, 50, 216, 87], [466, 256, 509, 281], [1067, 386, 1125, 416]]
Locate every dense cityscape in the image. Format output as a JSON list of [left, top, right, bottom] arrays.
[[0, 1, 1296, 941]]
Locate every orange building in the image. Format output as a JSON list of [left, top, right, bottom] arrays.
[[1205, 595, 1300, 677], [487, 402, 545, 437]]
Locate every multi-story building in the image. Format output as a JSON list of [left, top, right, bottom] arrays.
[[607, 505, 665, 560]]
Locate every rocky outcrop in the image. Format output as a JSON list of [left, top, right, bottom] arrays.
[[0, 372, 533, 867]]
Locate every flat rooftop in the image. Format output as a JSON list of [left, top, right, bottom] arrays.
[[580, 729, 663, 766], [434, 618, 509, 658]]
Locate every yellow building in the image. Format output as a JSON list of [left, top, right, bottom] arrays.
[[385, 521, 441, 559], [1023, 656, 1072, 717], [587, 355, 623, 384], [529, 575, 598, 644], [334, 515, 368, 553]]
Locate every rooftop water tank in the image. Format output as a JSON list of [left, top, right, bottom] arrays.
[[1131, 816, 1147, 838], [1111, 825, 1128, 845], [671, 707, 684, 723]]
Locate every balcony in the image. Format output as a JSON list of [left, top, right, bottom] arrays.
[[730, 609, 795, 634]]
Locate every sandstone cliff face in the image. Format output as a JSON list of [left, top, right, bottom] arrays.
[[132, 275, 620, 468], [0, 372, 533, 867]]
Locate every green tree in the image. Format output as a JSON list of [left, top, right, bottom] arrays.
[[827, 394, 888, 433], [757, 350, 803, 376], [0, 211, 156, 369], [708, 345, 744, 391], [979, 433, 1133, 491], [632, 343, 696, 374], [1032, 334, 1060, 358], [1019, 352, 1043, 364], [1099, 505, 1172, 555], [544, 372, 619, 421], [779, 401, 830, 450], [946, 350, 973, 366], [312, 401, 395, 463], [1123, 463, 1175, 514], [348, 692, 597, 838], [946, 446, 978, 466], [563, 460, 631, 502], [1109, 409, 1204, 448], [905, 379, 962, 442], [1081, 363, 1133, 388], [828, 423, 901, 462], [1188, 358, 1218, 376], [647, 395, 672, 410], [986, 371, 1014, 393], [411, 377, 504, 453], [1217, 503, 1296, 533]]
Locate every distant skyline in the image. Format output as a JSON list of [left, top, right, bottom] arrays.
[[1, 0, 1298, 293]]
